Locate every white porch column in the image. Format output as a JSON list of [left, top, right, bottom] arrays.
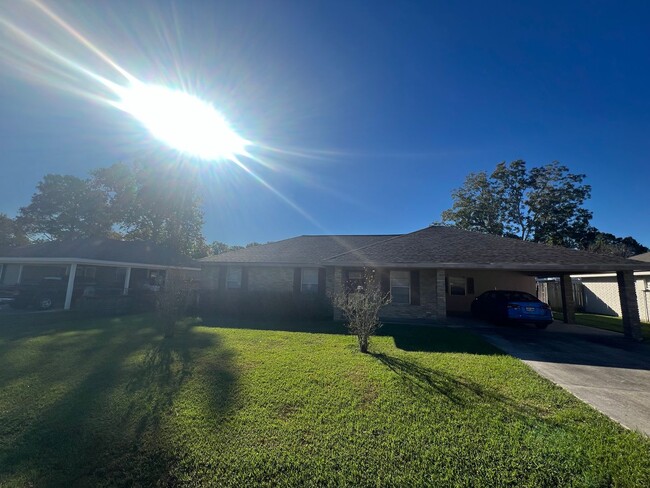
[[123, 267, 132, 295], [16, 264, 23, 284], [64, 263, 77, 310]]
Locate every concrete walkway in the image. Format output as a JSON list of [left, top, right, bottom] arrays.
[[463, 319, 650, 436]]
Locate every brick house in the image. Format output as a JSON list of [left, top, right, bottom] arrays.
[[200, 226, 650, 340]]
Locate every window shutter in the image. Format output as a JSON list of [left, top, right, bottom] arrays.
[[379, 269, 390, 294], [410, 270, 420, 305], [467, 277, 475, 295], [218, 266, 227, 290], [293, 268, 301, 295], [241, 267, 249, 291], [318, 268, 326, 295]]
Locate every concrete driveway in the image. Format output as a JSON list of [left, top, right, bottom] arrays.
[[463, 319, 650, 436]]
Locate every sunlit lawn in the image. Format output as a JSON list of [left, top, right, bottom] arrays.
[[1, 315, 649, 487], [553, 311, 650, 340]]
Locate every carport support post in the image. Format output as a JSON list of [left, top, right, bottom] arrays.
[[63, 263, 77, 310], [559, 274, 576, 324], [616, 271, 643, 341], [123, 267, 131, 295]]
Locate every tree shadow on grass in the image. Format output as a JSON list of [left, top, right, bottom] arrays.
[[371, 352, 547, 420], [0, 316, 238, 487], [378, 325, 506, 355]]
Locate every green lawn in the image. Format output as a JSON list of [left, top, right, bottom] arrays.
[[1, 315, 649, 487], [553, 311, 650, 340]]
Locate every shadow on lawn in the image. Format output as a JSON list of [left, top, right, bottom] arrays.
[[0, 315, 238, 487], [372, 352, 546, 419]]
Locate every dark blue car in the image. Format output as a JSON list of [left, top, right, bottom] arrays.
[[471, 290, 553, 329]]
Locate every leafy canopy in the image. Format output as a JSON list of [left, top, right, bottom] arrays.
[[91, 161, 208, 258], [441, 160, 592, 248], [0, 213, 29, 249], [17, 174, 113, 241]]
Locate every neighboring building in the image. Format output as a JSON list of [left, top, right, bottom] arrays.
[[0, 238, 200, 310], [570, 252, 650, 322], [201, 226, 650, 337]]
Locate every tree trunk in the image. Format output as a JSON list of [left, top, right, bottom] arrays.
[[359, 335, 369, 353]]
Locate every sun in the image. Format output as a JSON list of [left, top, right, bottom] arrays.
[[114, 82, 249, 161]]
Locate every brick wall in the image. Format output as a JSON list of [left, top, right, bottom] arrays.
[[248, 267, 294, 292]]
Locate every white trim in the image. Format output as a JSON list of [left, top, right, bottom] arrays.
[[123, 267, 131, 296], [572, 271, 650, 278], [0, 257, 199, 271], [64, 264, 77, 310]]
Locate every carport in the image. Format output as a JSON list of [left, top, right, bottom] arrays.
[[0, 238, 200, 310], [319, 226, 650, 341], [535, 267, 647, 341]]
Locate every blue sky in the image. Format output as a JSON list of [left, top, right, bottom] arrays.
[[0, 0, 648, 246]]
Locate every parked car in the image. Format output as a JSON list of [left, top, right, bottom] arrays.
[[9, 277, 71, 310], [471, 290, 553, 328]]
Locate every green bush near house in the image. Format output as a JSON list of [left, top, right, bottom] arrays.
[[0, 315, 648, 486]]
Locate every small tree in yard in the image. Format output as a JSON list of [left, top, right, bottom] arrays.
[[331, 269, 391, 353], [154, 276, 195, 338]]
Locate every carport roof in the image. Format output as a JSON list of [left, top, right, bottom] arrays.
[[0, 238, 200, 269], [323, 226, 650, 273]]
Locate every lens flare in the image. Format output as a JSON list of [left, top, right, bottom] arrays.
[[113, 82, 249, 161]]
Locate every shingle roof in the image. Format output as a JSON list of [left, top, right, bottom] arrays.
[[631, 252, 650, 263], [323, 226, 650, 272], [0, 238, 199, 268], [200, 235, 399, 265]]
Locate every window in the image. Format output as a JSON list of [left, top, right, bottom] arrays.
[[226, 267, 242, 289], [448, 276, 475, 296], [301, 268, 319, 293], [448, 276, 466, 296], [346, 270, 365, 292], [390, 270, 410, 304]]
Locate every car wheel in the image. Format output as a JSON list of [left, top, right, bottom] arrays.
[[38, 297, 53, 310]]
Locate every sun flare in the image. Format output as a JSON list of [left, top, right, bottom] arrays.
[[114, 82, 249, 161]]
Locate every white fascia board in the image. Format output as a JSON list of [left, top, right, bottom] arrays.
[[0, 257, 200, 271], [200, 262, 325, 268], [572, 271, 650, 278]]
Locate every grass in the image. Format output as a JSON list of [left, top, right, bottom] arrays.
[[553, 311, 650, 339], [1, 315, 649, 487]]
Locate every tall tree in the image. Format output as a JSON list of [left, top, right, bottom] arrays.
[[0, 213, 29, 249], [441, 160, 593, 248], [92, 161, 206, 257], [17, 174, 113, 241], [579, 228, 648, 258]]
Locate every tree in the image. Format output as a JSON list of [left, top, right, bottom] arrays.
[[208, 241, 261, 255], [579, 228, 648, 258], [153, 275, 196, 338], [441, 160, 592, 248], [331, 269, 391, 353], [0, 213, 29, 249], [92, 161, 206, 257], [17, 174, 113, 241]]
